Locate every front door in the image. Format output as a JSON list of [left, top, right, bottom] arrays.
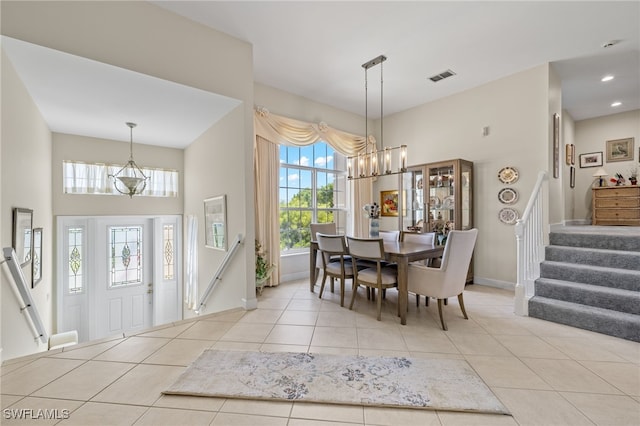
[[94, 218, 153, 339]]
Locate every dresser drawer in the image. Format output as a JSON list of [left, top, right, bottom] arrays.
[[595, 198, 640, 208], [593, 187, 640, 198], [594, 208, 640, 220]]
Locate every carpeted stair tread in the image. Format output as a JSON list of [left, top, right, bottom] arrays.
[[528, 297, 640, 342], [540, 261, 640, 291], [534, 277, 640, 314], [545, 246, 640, 271], [550, 231, 640, 252]]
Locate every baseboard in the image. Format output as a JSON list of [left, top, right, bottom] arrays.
[[281, 271, 308, 282], [473, 277, 516, 291]]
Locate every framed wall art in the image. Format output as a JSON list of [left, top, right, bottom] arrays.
[[380, 190, 406, 217], [553, 113, 560, 178], [565, 144, 575, 165], [606, 137, 634, 162], [12, 207, 33, 267], [204, 195, 227, 251], [579, 151, 603, 168], [32, 228, 42, 287], [570, 166, 575, 189]]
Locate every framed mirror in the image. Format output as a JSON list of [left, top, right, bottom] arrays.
[[12, 208, 33, 267], [204, 195, 227, 251], [32, 228, 43, 287]]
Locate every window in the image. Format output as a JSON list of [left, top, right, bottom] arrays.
[[109, 226, 142, 287], [68, 227, 84, 294], [63, 161, 178, 197], [163, 224, 175, 280], [279, 142, 346, 252]]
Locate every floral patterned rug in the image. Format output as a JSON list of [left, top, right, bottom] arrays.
[[163, 350, 509, 414]]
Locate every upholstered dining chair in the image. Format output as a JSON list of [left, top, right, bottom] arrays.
[[310, 223, 337, 288], [346, 237, 398, 321], [316, 233, 354, 307], [379, 230, 400, 242], [401, 231, 437, 306], [407, 228, 478, 330]]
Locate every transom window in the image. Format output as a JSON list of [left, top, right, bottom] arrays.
[[279, 142, 346, 252]]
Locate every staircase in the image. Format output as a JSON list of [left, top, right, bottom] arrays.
[[528, 226, 640, 342]]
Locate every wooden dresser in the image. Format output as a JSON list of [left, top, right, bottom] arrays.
[[592, 186, 640, 226]]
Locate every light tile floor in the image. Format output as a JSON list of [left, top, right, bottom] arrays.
[[1, 279, 639, 425]]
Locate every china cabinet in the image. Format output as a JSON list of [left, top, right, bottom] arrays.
[[401, 159, 474, 235], [400, 159, 474, 282]]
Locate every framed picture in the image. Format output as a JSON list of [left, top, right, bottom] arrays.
[[579, 151, 603, 168], [606, 137, 634, 162], [553, 113, 560, 178], [380, 190, 406, 217], [565, 144, 575, 165], [569, 166, 575, 189], [32, 228, 42, 287], [12, 207, 33, 267], [204, 195, 227, 251]]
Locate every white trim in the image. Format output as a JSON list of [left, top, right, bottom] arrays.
[[473, 277, 516, 291]]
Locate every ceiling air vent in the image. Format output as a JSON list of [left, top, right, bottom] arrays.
[[429, 69, 456, 83]]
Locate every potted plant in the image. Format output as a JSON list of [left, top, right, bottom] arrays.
[[255, 240, 274, 295]]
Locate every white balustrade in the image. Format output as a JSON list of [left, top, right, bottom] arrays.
[[514, 171, 547, 316]]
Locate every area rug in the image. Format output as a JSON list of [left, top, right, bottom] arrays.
[[163, 350, 509, 414]]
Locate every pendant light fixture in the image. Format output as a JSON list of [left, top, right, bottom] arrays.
[[347, 55, 407, 180], [109, 122, 149, 197]]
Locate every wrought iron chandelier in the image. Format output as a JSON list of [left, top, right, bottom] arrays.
[[109, 122, 149, 197], [347, 55, 407, 180]]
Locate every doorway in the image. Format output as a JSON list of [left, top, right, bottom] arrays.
[[57, 215, 182, 342]]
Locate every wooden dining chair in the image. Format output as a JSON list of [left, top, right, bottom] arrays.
[[310, 223, 337, 288], [316, 233, 354, 307], [407, 228, 478, 330], [346, 237, 398, 321]]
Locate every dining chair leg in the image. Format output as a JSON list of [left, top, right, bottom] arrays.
[[339, 279, 345, 307], [425, 297, 429, 307], [416, 294, 420, 307], [457, 293, 469, 320], [437, 299, 447, 331], [366, 288, 371, 300], [349, 281, 358, 310], [330, 277, 335, 293], [444, 298, 448, 306], [376, 286, 383, 321], [319, 273, 328, 299]]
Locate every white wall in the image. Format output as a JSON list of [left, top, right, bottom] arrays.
[[573, 110, 640, 221], [1, 1, 255, 359], [183, 106, 253, 316], [52, 133, 184, 216], [1, 51, 53, 360], [382, 65, 553, 286]]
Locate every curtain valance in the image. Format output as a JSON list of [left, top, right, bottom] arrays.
[[254, 106, 372, 156]]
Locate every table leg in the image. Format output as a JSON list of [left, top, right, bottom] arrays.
[[310, 244, 318, 292], [397, 258, 408, 325]]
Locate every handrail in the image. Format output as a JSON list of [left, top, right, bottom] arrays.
[[194, 233, 244, 315], [514, 171, 548, 316], [2, 247, 48, 343]]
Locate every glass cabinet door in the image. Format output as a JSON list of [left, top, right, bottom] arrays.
[[400, 167, 425, 232]]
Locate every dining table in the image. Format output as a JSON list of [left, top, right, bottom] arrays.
[[309, 239, 444, 325]]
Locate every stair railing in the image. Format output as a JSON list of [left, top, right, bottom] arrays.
[[514, 171, 548, 316], [2, 247, 48, 343], [194, 233, 243, 315]]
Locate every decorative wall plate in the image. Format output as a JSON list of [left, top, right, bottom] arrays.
[[443, 195, 455, 209], [430, 196, 441, 208], [498, 207, 519, 224], [498, 187, 519, 204], [498, 167, 519, 184], [417, 178, 423, 189]]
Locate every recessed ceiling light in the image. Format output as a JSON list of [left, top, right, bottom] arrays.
[[601, 75, 614, 82], [611, 101, 622, 107]]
